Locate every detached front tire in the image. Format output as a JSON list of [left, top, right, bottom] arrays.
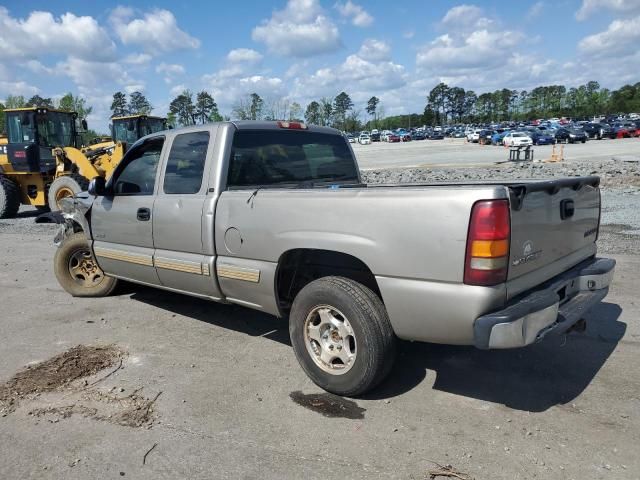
[[54, 232, 118, 297], [289, 276, 396, 397]]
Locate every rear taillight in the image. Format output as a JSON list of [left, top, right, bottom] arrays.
[[464, 199, 510, 286]]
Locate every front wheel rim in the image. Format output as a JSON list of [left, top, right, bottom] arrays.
[[303, 305, 357, 375], [68, 248, 105, 287]]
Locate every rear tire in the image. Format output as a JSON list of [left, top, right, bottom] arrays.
[[48, 174, 89, 211], [54, 232, 118, 297], [289, 276, 396, 397], [0, 176, 21, 219]]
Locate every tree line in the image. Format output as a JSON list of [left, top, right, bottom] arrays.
[[4, 79, 640, 137], [423, 81, 640, 125]]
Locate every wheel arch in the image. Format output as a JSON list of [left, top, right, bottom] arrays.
[[275, 248, 381, 316]]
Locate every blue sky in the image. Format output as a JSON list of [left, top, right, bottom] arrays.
[[1, 0, 639, 131]]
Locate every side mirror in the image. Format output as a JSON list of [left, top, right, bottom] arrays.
[[81, 119, 88, 131], [88, 176, 106, 197]]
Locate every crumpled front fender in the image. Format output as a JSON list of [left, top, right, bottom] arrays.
[[54, 194, 93, 247]]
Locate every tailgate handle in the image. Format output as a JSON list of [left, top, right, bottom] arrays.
[[560, 199, 575, 219]]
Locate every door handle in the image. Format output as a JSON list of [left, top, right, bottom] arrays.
[[137, 208, 151, 221]]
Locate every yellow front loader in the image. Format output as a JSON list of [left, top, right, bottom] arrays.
[[0, 108, 165, 218]]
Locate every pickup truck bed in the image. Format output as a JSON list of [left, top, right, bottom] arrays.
[[53, 121, 615, 396]]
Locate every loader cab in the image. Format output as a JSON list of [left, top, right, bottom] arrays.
[[5, 108, 78, 173], [111, 115, 167, 145]]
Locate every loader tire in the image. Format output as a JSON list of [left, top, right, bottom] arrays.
[[54, 232, 118, 297], [48, 174, 89, 211], [0, 176, 21, 219]]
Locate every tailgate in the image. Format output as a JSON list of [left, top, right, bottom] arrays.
[[506, 177, 600, 297]]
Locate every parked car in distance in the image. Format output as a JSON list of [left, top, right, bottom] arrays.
[[387, 133, 400, 143], [400, 132, 412, 142], [467, 129, 482, 142], [554, 127, 588, 143], [370, 132, 381, 142], [346, 134, 355, 143], [526, 129, 556, 145], [502, 132, 533, 147], [582, 123, 615, 140], [412, 131, 426, 140], [427, 130, 445, 140], [492, 130, 509, 145], [358, 134, 371, 145], [478, 129, 494, 145]]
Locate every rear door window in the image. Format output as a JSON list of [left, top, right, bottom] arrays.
[[163, 131, 209, 194], [227, 130, 358, 188]]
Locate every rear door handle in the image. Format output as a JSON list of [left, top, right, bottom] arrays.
[[137, 208, 151, 221]]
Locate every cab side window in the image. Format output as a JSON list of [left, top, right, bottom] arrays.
[[112, 137, 164, 195], [163, 131, 209, 194]]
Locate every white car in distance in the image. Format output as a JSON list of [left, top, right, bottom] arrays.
[[503, 132, 533, 147], [358, 134, 371, 145]]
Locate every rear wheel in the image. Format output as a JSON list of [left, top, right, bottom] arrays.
[[48, 174, 89, 211], [289, 276, 396, 396], [0, 176, 21, 219], [54, 232, 118, 297]]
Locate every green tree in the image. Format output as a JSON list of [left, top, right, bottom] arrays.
[[5, 95, 26, 109], [333, 92, 353, 131], [128, 91, 152, 115], [195, 91, 217, 124], [26, 95, 54, 108], [57, 92, 93, 121], [289, 102, 303, 121], [166, 111, 177, 128], [110, 92, 128, 117], [169, 90, 196, 126], [366, 96, 379, 126], [305, 101, 321, 125], [249, 93, 263, 121], [320, 97, 333, 127]]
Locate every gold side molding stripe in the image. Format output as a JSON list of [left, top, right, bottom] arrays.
[[217, 265, 260, 283], [155, 257, 203, 275], [94, 247, 153, 267]]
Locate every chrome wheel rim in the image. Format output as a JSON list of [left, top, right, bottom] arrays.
[[68, 248, 104, 287], [303, 305, 357, 375]]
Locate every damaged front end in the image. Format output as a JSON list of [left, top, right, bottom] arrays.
[[53, 193, 94, 247]]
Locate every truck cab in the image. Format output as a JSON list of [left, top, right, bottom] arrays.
[[110, 115, 167, 146]]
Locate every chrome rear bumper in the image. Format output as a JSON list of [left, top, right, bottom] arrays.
[[474, 257, 615, 349]]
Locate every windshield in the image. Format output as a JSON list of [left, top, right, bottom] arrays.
[[35, 112, 75, 147], [112, 119, 140, 144], [7, 112, 36, 144], [228, 130, 359, 188], [6, 111, 75, 147], [140, 118, 166, 137]]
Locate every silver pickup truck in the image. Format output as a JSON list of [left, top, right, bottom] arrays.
[[53, 121, 615, 396]]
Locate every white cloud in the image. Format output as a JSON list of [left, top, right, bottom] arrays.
[[156, 62, 185, 84], [440, 4, 493, 31], [0, 7, 116, 61], [252, 0, 341, 57], [227, 48, 263, 64], [527, 1, 544, 19], [579, 15, 640, 58], [576, 0, 640, 21], [202, 48, 284, 111], [291, 53, 407, 106], [358, 39, 391, 62], [170, 84, 187, 97], [335, 1, 374, 27], [110, 7, 200, 53], [124, 53, 152, 65], [22, 60, 55, 75]]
